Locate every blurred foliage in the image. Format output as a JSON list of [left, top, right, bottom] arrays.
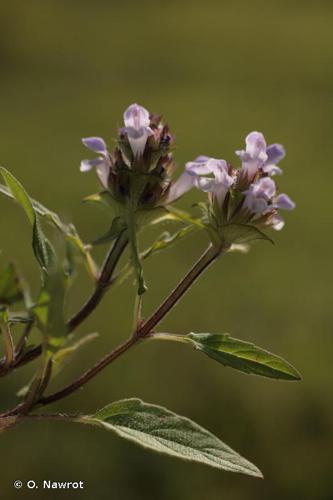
[[0, 0, 332, 499]]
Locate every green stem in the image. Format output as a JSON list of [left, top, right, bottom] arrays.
[[126, 204, 146, 295]]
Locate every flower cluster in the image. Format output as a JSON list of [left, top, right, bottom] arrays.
[[81, 105, 294, 234], [185, 131, 295, 231], [81, 103, 192, 208]]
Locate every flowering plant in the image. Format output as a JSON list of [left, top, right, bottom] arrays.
[[0, 104, 300, 478]]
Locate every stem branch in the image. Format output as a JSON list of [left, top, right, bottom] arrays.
[[33, 244, 221, 409]]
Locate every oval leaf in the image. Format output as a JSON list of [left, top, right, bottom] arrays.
[[187, 333, 301, 381], [80, 398, 262, 477]]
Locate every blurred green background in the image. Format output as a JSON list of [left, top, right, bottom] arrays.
[[0, 0, 332, 498]]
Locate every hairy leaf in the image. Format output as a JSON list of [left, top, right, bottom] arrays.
[[80, 398, 262, 477], [187, 333, 301, 380]]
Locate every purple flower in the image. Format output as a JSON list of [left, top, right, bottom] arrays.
[[80, 137, 111, 189], [244, 177, 276, 214], [185, 157, 235, 204], [263, 143, 285, 175], [123, 103, 153, 158], [236, 132, 286, 181], [244, 177, 295, 230], [236, 132, 267, 181], [166, 171, 196, 203]]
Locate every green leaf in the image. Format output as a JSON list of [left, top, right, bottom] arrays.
[[126, 209, 146, 295], [187, 333, 301, 381], [32, 255, 67, 341], [0, 262, 27, 306], [1, 179, 96, 280], [221, 224, 273, 246], [0, 167, 50, 270], [80, 398, 262, 477]]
